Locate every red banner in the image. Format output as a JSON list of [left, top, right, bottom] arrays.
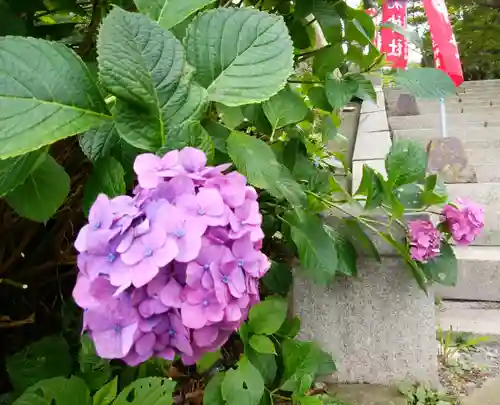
[[380, 0, 408, 69], [423, 0, 464, 86]]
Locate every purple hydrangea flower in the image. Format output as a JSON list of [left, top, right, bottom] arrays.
[[73, 147, 268, 366], [442, 198, 484, 246], [407, 220, 441, 263]]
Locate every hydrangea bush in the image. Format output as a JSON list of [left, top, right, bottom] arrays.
[[0, 0, 484, 403], [73, 147, 269, 364]]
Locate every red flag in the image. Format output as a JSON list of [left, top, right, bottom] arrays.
[[380, 0, 408, 69], [423, 0, 464, 86]]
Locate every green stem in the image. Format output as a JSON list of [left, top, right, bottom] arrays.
[[287, 79, 323, 84], [298, 44, 332, 60]]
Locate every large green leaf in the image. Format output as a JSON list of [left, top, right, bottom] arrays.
[[92, 378, 117, 405], [226, 131, 305, 205], [263, 86, 308, 129], [134, 0, 214, 29], [204, 373, 225, 405], [312, 44, 344, 79], [338, 218, 380, 262], [5, 155, 70, 222], [248, 297, 288, 335], [158, 121, 214, 161], [6, 336, 72, 394], [25, 377, 89, 405], [184, 8, 294, 106], [385, 140, 428, 188], [392, 68, 456, 99], [285, 209, 339, 284], [0, 150, 46, 197], [79, 121, 119, 163], [113, 377, 176, 405], [262, 262, 293, 296], [324, 225, 357, 277], [98, 7, 207, 151], [222, 357, 264, 405], [250, 335, 276, 355], [324, 74, 358, 110], [420, 241, 458, 286], [0, 36, 110, 158]]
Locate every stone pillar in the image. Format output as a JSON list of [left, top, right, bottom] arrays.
[[293, 258, 439, 386]]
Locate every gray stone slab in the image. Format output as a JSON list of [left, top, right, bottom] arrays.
[[462, 375, 500, 405], [357, 110, 389, 133], [393, 128, 500, 145], [360, 90, 385, 114], [446, 183, 500, 210], [389, 114, 500, 131], [353, 131, 392, 161], [426, 138, 477, 183], [438, 301, 500, 336], [329, 384, 406, 405], [436, 246, 500, 302], [293, 258, 438, 386]]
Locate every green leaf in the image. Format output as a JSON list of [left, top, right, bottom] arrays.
[[113, 377, 176, 405], [392, 68, 456, 99], [285, 209, 339, 284], [355, 164, 385, 210], [242, 104, 272, 135], [196, 350, 221, 374], [7, 336, 72, 394], [134, 0, 215, 30], [296, 396, 323, 405], [324, 225, 357, 277], [350, 73, 376, 101], [379, 22, 423, 50], [79, 335, 112, 392], [280, 339, 323, 392], [394, 184, 424, 209], [0, 3, 26, 36], [5, 155, 70, 222], [158, 121, 214, 162], [0, 150, 46, 197], [82, 157, 125, 215], [262, 262, 293, 296], [312, 44, 344, 79], [246, 350, 277, 385], [79, 121, 119, 163], [184, 8, 294, 106], [420, 241, 458, 286], [0, 36, 110, 158], [217, 104, 245, 129], [263, 86, 308, 129], [222, 357, 265, 405], [203, 119, 230, 153], [307, 87, 332, 111], [20, 376, 90, 405], [278, 316, 301, 338], [98, 7, 207, 151], [13, 393, 49, 405], [250, 335, 276, 355], [325, 74, 358, 110], [248, 296, 288, 335], [385, 140, 428, 188], [226, 131, 305, 205], [92, 378, 117, 405], [338, 219, 380, 262], [204, 373, 225, 405]]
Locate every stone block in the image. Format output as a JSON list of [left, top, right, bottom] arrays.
[[293, 258, 438, 386], [437, 301, 500, 336], [353, 131, 392, 161], [446, 183, 500, 209], [391, 94, 420, 116], [357, 110, 389, 134], [426, 138, 477, 183], [462, 375, 500, 405], [389, 114, 500, 131], [360, 90, 385, 114], [436, 246, 500, 302], [329, 384, 407, 405]]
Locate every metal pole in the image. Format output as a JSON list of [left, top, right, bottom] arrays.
[[440, 97, 447, 138]]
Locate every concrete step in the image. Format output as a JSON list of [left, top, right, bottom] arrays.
[[436, 246, 500, 301], [388, 114, 500, 130], [437, 300, 500, 335], [393, 128, 500, 144], [396, 104, 500, 115]]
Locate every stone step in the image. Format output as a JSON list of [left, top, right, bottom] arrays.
[[436, 246, 500, 301], [385, 92, 500, 103], [437, 300, 500, 335], [393, 128, 500, 144], [394, 104, 500, 115], [388, 114, 500, 130]]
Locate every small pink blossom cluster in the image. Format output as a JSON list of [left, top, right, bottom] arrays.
[[407, 198, 484, 263], [73, 147, 269, 365]]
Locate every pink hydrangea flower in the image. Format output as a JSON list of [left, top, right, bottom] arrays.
[[442, 199, 484, 246], [73, 147, 268, 365], [407, 220, 441, 263]]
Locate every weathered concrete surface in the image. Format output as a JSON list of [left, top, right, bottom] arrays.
[[329, 384, 406, 405], [437, 301, 500, 336], [352, 131, 391, 161], [436, 246, 500, 302], [426, 138, 477, 183], [293, 258, 438, 386], [462, 375, 500, 405], [389, 114, 500, 131]]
